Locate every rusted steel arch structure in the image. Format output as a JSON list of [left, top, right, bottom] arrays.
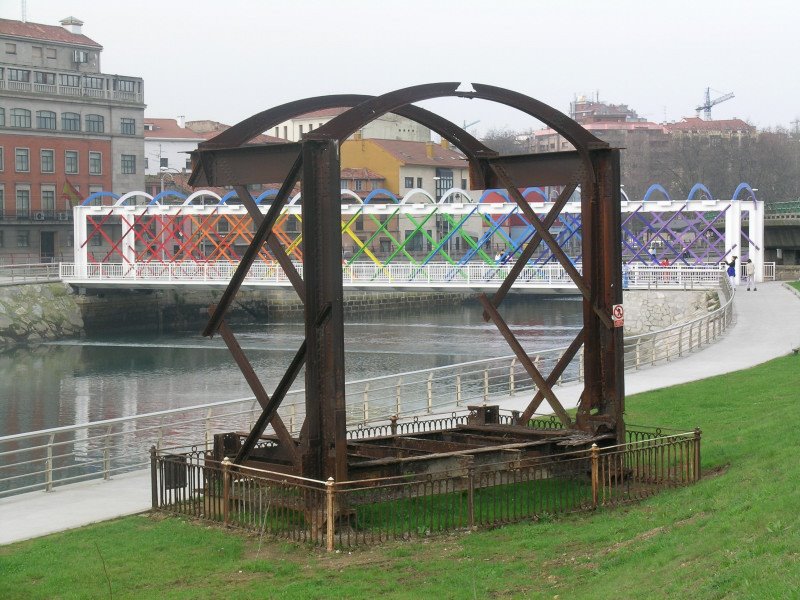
[[189, 83, 624, 482]]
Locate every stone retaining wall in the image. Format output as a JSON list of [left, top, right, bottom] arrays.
[[0, 283, 84, 347], [622, 289, 720, 336]]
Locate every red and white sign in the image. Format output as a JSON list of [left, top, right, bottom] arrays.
[[612, 304, 624, 328]]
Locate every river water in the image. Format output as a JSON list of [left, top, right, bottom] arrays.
[[0, 295, 583, 438]]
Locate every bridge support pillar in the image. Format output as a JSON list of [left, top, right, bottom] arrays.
[[725, 201, 742, 285], [749, 200, 765, 283], [73, 207, 88, 278]]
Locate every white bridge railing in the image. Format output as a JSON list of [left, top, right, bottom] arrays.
[[59, 261, 726, 290], [0, 275, 735, 498]]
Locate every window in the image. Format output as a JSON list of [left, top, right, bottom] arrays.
[[0, 147, 3, 171], [5, 43, 16, 54], [89, 152, 102, 175], [405, 177, 414, 188], [62, 112, 80, 131], [85, 114, 104, 133], [405, 230, 423, 252], [32, 46, 42, 59], [121, 154, 136, 174], [355, 180, 363, 191], [60, 74, 80, 87], [416, 177, 423, 188], [217, 220, 230, 234], [15, 148, 29, 172], [40, 149, 55, 173], [160, 157, 168, 168], [185, 157, 192, 170], [46, 48, 57, 59], [17, 231, 30, 248], [34, 71, 55, 85], [461, 178, 467, 189], [37, 110, 56, 129], [115, 79, 136, 92], [283, 126, 288, 139], [83, 76, 104, 90], [8, 69, 30, 82], [16, 188, 30, 217], [65, 151, 78, 174], [11, 109, 31, 128], [354, 216, 364, 231], [41, 187, 56, 212], [435, 168, 454, 200], [299, 124, 304, 136], [120, 118, 135, 135], [0, 108, 4, 127]]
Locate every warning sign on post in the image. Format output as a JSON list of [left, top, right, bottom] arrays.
[[612, 304, 624, 328]]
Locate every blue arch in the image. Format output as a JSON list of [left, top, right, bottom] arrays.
[[364, 188, 400, 204], [255, 189, 279, 204], [643, 184, 671, 201], [217, 191, 240, 205], [147, 190, 187, 205], [79, 191, 120, 206], [732, 182, 757, 201], [687, 183, 713, 200]]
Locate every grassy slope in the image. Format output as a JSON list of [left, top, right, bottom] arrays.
[[1, 352, 799, 600]]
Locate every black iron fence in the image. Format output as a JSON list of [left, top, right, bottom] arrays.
[[151, 428, 701, 550]]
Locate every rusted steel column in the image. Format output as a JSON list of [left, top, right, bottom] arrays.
[[301, 139, 348, 483], [577, 148, 625, 442]]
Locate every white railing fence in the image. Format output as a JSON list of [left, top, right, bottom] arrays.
[[0, 276, 735, 498]]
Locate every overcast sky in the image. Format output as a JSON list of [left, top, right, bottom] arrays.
[[4, 0, 799, 136]]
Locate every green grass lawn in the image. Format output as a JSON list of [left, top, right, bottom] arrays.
[[790, 280, 800, 293], [2, 352, 799, 599]]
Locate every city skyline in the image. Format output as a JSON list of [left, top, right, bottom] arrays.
[[2, 0, 798, 136]]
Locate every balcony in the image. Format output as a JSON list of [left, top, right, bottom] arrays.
[[0, 210, 73, 222], [2, 80, 143, 105]]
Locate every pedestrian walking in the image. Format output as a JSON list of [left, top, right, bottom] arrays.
[[745, 258, 757, 291], [725, 256, 737, 286]]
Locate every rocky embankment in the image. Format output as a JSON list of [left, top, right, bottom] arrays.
[[0, 283, 84, 346]]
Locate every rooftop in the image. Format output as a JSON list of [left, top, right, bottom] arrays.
[[365, 139, 467, 168], [0, 17, 101, 48]]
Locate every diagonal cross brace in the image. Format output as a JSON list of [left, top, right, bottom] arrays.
[[483, 179, 579, 321], [478, 293, 572, 427], [518, 328, 584, 423], [203, 155, 303, 337], [234, 184, 305, 300], [215, 315, 300, 467]]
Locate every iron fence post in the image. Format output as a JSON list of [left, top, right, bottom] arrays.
[[222, 456, 231, 525], [326, 477, 335, 552], [427, 373, 433, 413], [694, 428, 702, 482], [467, 468, 475, 529], [150, 445, 158, 509], [390, 415, 398, 436], [103, 425, 112, 480], [591, 443, 599, 509], [45, 433, 54, 492]]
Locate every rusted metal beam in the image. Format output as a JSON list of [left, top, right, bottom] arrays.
[[189, 143, 301, 187], [474, 151, 583, 189], [234, 185, 305, 300], [483, 179, 579, 321], [519, 328, 585, 423], [477, 293, 572, 427], [202, 154, 302, 338], [300, 139, 348, 482], [215, 315, 299, 466]]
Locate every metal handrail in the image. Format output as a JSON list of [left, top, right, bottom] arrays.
[[0, 262, 61, 284], [0, 275, 735, 497]]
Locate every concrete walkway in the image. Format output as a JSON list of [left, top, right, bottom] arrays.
[[2, 281, 799, 547]]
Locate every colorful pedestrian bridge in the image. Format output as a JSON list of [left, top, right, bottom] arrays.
[[61, 183, 765, 289]]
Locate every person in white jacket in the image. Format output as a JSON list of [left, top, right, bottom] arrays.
[[745, 259, 757, 291]]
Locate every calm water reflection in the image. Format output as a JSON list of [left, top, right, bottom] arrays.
[[0, 295, 582, 436]]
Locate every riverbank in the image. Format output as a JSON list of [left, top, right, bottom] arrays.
[[0, 280, 719, 348]]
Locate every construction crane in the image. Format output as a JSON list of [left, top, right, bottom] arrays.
[[696, 87, 734, 120]]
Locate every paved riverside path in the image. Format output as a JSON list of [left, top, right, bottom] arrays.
[[2, 281, 799, 546]]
